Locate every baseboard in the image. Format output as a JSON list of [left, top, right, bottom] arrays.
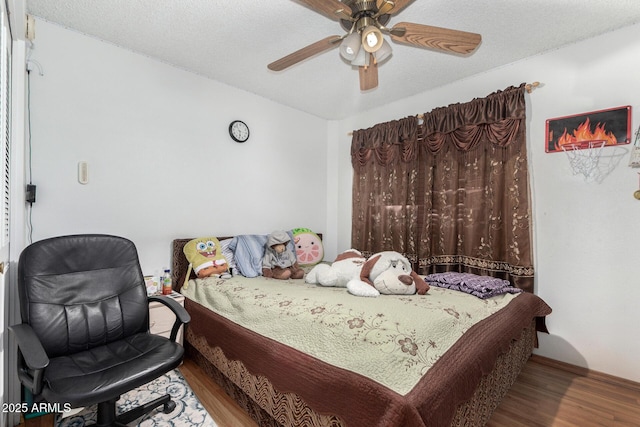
[[530, 354, 640, 393]]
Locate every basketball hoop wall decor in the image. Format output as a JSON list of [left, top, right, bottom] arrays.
[[545, 106, 632, 181], [545, 106, 631, 153], [628, 126, 640, 168]]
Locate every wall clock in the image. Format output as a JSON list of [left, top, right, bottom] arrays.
[[229, 120, 250, 143]]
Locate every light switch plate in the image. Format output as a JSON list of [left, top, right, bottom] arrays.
[[78, 161, 89, 184]]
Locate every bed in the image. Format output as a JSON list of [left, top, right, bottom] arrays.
[[171, 236, 551, 427]]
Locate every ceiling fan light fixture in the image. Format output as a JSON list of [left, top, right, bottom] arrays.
[[351, 48, 370, 67], [374, 39, 392, 62], [361, 25, 384, 52], [339, 32, 362, 61]]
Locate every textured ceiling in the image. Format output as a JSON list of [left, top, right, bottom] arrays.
[[26, 0, 640, 120]]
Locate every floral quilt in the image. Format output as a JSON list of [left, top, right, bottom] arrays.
[[181, 275, 519, 395]]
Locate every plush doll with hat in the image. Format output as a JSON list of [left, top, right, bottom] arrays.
[[262, 230, 305, 280], [183, 237, 232, 289]]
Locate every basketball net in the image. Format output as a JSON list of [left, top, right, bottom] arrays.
[[561, 140, 606, 180]]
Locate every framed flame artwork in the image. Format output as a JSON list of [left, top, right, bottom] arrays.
[[545, 105, 632, 153]]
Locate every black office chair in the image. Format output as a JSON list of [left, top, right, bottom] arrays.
[[9, 234, 191, 427]]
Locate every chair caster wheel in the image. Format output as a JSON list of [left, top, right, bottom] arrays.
[[163, 400, 176, 414]]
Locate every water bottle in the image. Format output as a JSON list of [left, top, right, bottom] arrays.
[[162, 269, 172, 295]]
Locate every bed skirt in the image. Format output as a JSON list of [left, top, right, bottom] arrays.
[[185, 320, 536, 427]]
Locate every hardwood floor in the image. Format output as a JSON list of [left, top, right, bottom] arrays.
[[19, 356, 640, 427], [179, 358, 257, 427], [487, 356, 640, 427], [179, 355, 640, 427]]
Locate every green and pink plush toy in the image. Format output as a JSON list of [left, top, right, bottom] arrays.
[[291, 228, 324, 267]]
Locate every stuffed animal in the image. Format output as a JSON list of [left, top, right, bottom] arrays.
[[305, 249, 366, 287], [184, 237, 232, 278], [262, 230, 305, 280], [291, 228, 324, 267], [182, 237, 232, 290], [346, 251, 430, 297], [307, 250, 429, 297]]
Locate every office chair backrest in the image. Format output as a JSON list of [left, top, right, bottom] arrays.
[[18, 234, 150, 358]]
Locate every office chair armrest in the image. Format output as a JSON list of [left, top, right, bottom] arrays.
[[148, 295, 191, 342], [8, 324, 49, 396]]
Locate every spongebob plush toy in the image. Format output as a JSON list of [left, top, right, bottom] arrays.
[[183, 237, 231, 289]]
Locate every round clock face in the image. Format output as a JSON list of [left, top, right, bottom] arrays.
[[229, 120, 250, 143]]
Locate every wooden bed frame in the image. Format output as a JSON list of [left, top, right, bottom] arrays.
[[171, 237, 544, 427]]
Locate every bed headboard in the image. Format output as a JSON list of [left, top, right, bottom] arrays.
[[171, 239, 191, 292], [171, 233, 322, 293], [171, 239, 192, 293]]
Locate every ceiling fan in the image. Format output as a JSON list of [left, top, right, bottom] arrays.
[[267, 0, 482, 91]]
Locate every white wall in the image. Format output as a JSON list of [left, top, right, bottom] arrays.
[[335, 24, 640, 382], [27, 20, 329, 276]]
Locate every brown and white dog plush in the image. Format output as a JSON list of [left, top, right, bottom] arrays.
[[305, 249, 366, 288], [306, 250, 429, 297], [347, 251, 430, 297]]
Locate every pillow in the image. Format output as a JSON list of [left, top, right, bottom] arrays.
[[291, 228, 324, 267], [183, 237, 229, 277], [219, 238, 237, 271], [228, 234, 268, 278], [229, 233, 299, 277]]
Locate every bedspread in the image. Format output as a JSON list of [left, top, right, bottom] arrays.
[[182, 275, 520, 395]]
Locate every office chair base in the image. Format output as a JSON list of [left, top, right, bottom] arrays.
[[95, 394, 175, 427]]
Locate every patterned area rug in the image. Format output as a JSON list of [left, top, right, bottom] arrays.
[[56, 369, 217, 426]]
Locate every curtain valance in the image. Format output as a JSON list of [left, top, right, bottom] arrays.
[[421, 84, 526, 153], [351, 116, 419, 168], [351, 84, 526, 166]]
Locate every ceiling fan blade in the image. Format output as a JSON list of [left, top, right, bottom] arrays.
[[268, 35, 342, 71], [378, 0, 414, 15], [390, 22, 481, 55], [359, 60, 378, 91], [297, 0, 353, 21], [374, 0, 395, 17]]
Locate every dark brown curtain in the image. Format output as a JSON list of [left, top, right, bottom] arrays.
[[351, 84, 534, 292]]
